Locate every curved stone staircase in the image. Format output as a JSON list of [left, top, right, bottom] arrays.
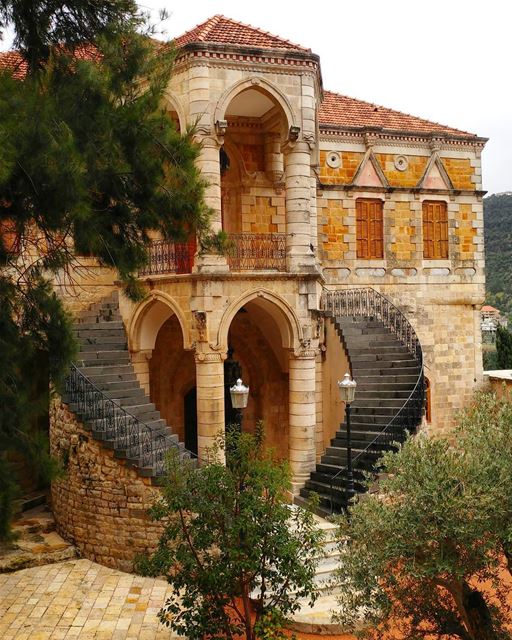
[[300, 288, 425, 515], [62, 292, 191, 478]]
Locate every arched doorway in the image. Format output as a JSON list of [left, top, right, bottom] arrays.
[[224, 298, 291, 460], [150, 314, 196, 451]]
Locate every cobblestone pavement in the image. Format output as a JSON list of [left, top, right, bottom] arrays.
[[0, 559, 181, 639]]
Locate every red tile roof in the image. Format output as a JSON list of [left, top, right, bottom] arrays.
[[174, 15, 310, 53], [0, 51, 27, 79], [0, 45, 100, 79], [319, 90, 476, 138]]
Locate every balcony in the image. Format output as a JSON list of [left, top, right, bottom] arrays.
[[139, 240, 195, 276], [140, 233, 286, 277], [227, 233, 286, 272]]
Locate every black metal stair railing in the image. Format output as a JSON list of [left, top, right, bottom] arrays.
[[321, 288, 425, 512], [64, 364, 191, 475]]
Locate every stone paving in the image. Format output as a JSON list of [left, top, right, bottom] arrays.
[[0, 559, 181, 639]]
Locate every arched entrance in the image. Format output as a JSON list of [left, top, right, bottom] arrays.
[[223, 297, 292, 460], [150, 314, 196, 452], [220, 85, 289, 254]]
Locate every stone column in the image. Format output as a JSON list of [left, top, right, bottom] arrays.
[[284, 141, 316, 272], [315, 352, 324, 461], [195, 352, 226, 463], [196, 136, 222, 233], [194, 135, 229, 273], [288, 350, 317, 492]]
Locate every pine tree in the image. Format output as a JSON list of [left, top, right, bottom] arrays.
[[0, 2, 209, 538], [496, 325, 512, 369]]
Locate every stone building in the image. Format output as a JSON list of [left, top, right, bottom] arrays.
[[43, 16, 487, 566]]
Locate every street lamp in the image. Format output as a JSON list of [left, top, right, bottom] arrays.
[[229, 378, 249, 430], [337, 372, 357, 508]]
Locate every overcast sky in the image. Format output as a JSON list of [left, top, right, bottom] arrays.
[[1, 1, 509, 195], [138, 0, 511, 196]]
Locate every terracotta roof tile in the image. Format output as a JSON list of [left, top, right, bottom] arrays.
[[174, 15, 310, 52], [0, 51, 27, 79], [319, 90, 477, 138], [0, 45, 100, 79]]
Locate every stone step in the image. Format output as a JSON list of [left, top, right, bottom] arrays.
[[350, 351, 413, 362], [91, 378, 141, 392], [339, 326, 391, 336], [352, 372, 420, 383], [352, 359, 420, 370], [350, 397, 407, 408], [76, 321, 125, 331], [77, 333, 127, 344], [356, 389, 412, 399], [351, 406, 397, 416], [80, 364, 135, 377], [103, 386, 146, 401], [79, 341, 127, 352], [77, 352, 131, 366]]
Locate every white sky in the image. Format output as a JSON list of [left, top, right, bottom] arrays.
[[138, 0, 511, 196]]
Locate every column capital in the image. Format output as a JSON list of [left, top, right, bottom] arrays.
[[194, 350, 227, 364], [290, 347, 319, 360]]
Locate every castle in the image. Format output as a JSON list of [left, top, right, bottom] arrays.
[[44, 15, 486, 567]]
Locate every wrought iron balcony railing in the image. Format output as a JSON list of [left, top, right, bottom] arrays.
[[227, 232, 286, 272], [140, 233, 286, 276], [139, 240, 195, 276]]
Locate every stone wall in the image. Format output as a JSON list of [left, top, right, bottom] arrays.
[[50, 397, 163, 572]]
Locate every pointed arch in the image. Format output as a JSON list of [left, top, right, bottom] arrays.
[[214, 77, 297, 132], [128, 291, 191, 352], [162, 90, 187, 133], [217, 288, 302, 352]]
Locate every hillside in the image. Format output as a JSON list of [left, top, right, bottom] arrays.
[[484, 192, 512, 317]]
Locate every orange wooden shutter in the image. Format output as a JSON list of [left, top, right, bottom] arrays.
[[423, 201, 448, 259], [357, 199, 383, 259]]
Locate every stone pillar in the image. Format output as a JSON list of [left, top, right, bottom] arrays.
[[194, 136, 229, 273], [315, 352, 324, 461], [284, 141, 316, 272], [288, 350, 317, 492], [195, 352, 226, 463], [196, 136, 222, 233]]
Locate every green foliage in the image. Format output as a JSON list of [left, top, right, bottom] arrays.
[[138, 426, 323, 640], [334, 394, 512, 640], [483, 347, 499, 371], [199, 229, 234, 255], [0, 2, 209, 538], [484, 193, 512, 318], [496, 325, 512, 369]]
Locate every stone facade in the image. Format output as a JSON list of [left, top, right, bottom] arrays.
[[47, 16, 487, 565]]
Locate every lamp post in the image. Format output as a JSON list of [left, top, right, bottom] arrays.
[[229, 378, 249, 430], [337, 372, 357, 508]]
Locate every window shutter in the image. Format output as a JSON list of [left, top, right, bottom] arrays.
[[423, 201, 448, 259], [357, 199, 383, 259]]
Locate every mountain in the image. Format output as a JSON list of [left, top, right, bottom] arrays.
[[484, 192, 512, 317]]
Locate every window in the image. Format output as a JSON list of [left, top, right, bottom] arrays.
[[422, 200, 448, 259], [356, 199, 383, 259]]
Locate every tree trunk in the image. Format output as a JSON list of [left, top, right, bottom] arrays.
[[460, 581, 499, 640]]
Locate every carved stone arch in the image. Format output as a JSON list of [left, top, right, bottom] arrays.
[[214, 77, 297, 133], [216, 288, 302, 352], [162, 90, 187, 133], [128, 291, 191, 352]]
